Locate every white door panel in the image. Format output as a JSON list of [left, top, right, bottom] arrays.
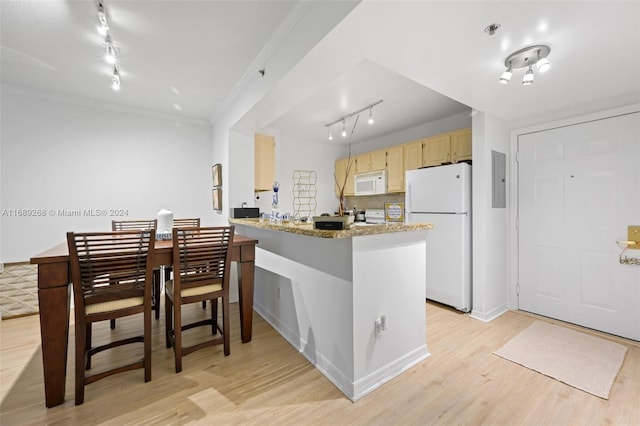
[[518, 112, 640, 341]]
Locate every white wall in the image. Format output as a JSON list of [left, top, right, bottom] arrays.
[[0, 88, 211, 262], [470, 111, 509, 321]]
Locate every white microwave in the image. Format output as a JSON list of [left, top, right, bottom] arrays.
[[354, 170, 387, 196]]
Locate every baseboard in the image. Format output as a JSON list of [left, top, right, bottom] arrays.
[[470, 303, 509, 322]]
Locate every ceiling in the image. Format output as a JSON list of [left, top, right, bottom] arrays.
[[2, 1, 639, 144]]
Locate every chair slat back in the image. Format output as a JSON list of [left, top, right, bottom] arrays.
[[173, 226, 233, 292], [67, 231, 155, 308], [111, 219, 157, 231], [172, 218, 201, 228]]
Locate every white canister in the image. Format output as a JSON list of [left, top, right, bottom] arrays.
[[157, 208, 173, 239]]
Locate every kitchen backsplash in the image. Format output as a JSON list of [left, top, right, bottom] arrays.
[[344, 193, 405, 211]]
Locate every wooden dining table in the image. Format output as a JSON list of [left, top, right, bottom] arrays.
[[30, 233, 258, 408]]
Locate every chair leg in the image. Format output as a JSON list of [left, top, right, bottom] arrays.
[[153, 270, 161, 320], [75, 316, 86, 405], [174, 301, 182, 373], [211, 298, 218, 335], [222, 296, 230, 356], [85, 323, 92, 370], [144, 301, 152, 382], [165, 293, 173, 349], [202, 300, 206, 309]]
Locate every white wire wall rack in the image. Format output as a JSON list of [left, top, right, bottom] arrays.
[[292, 170, 317, 219]]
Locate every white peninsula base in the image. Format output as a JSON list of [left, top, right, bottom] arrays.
[[233, 222, 430, 402]]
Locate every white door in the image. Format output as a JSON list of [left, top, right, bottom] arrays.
[[518, 112, 640, 341]]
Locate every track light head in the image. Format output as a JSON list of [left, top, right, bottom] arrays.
[[111, 65, 120, 90], [368, 107, 374, 125], [97, 2, 109, 35], [499, 62, 513, 84], [341, 120, 347, 138], [522, 63, 534, 86]]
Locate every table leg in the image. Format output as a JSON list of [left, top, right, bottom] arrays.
[[36, 262, 70, 408], [237, 259, 255, 343]]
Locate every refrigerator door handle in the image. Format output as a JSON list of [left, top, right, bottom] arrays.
[[406, 180, 411, 212]]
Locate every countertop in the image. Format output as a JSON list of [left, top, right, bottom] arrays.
[[229, 218, 433, 239]]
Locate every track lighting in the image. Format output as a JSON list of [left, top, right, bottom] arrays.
[[325, 100, 383, 141], [97, 2, 109, 35], [111, 65, 120, 90], [499, 44, 551, 86]]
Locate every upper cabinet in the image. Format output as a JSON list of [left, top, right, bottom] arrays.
[[255, 133, 275, 192], [386, 145, 404, 192], [451, 128, 472, 163], [422, 133, 452, 167], [403, 139, 423, 171], [335, 157, 355, 197], [355, 149, 386, 174]]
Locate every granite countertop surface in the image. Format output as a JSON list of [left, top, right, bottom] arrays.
[[229, 218, 433, 239]]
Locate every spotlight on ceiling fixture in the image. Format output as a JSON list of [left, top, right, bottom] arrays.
[[111, 65, 120, 90], [97, 2, 109, 35], [328, 127, 333, 141], [103, 34, 118, 64], [341, 120, 347, 138], [522, 62, 534, 86], [368, 107, 374, 125], [499, 44, 550, 86], [499, 62, 513, 84]]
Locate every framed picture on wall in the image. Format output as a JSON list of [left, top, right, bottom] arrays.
[[212, 164, 222, 187], [212, 188, 222, 211]]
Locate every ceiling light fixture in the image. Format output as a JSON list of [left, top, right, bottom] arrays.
[[111, 65, 120, 90], [97, 1, 109, 35], [325, 99, 383, 140], [499, 44, 551, 86]]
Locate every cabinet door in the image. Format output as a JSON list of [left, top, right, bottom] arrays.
[[403, 139, 423, 171], [451, 128, 472, 163], [335, 157, 355, 196], [386, 145, 404, 192], [423, 134, 451, 167], [370, 149, 387, 171], [255, 133, 275, 191], [355, 153, 371, 174]]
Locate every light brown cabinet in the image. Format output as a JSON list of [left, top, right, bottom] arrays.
[[403, 139, 423, 171], [451, 128, 472, 163], [422, 133, 452, 167], [334, 157, 355, 197], [355, 150, 386, 174], [255, 133, 275, 192], [386, 145, 404, 192]]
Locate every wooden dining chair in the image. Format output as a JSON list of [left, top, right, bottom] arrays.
[[165, 226, 233, 373], [112, 219, 161, 322], [172, 218, 200, 228], [67, 230, 155, 405]]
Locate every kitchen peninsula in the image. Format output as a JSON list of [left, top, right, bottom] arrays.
[[230, 218, 433, 401]]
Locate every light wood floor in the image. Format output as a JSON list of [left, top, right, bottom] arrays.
[[1, 301, 638, 425]]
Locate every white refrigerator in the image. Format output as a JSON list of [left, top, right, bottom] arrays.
[[405, 163, 471, 312]]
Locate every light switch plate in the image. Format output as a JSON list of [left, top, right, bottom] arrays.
[[628, 225, 640, 250]]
